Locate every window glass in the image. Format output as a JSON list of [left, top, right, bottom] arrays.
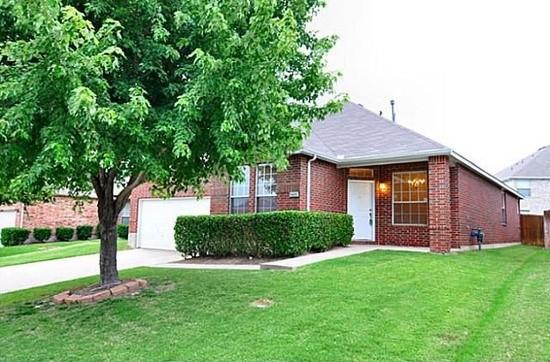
[[392, 171, 428, 225], [230, 166, 250, 214], [120, 202, 131, 225], [256, 164, 277, 212]]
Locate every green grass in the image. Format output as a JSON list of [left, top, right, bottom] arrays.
[[0, 245, 548, 361], [0, 239, 129, 267]]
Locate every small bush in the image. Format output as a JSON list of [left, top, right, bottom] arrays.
[[95, 223, 102, 237], [76, 225, 93, 240], [33, 228, 52, 242], [174, 211, 354, 258], [55, 227, 74, 242], [1, 227, 30, 246], [117, 224, 129, 239]]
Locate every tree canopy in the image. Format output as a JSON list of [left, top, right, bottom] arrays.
[[0, 0, 343, 285], [1, 0, 342, 202]]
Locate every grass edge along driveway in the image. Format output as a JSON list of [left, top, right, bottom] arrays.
[[0, 239, 129, 268], [0, 245, 548, 361]]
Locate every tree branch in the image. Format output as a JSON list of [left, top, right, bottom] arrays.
[[114, 171, 145, 214]]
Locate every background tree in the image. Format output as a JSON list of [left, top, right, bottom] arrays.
[[0, 0, 343, 287]]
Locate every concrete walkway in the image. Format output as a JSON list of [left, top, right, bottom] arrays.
[[154, 244, 429, 272], [0, 249, 182, 294], [260, 244, 429, 270]]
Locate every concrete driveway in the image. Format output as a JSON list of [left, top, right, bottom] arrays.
[[0, 249, 182, 294]]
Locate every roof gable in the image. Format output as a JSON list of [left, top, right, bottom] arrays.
[[302, 102, 448, 160], [497, 146, 550, 180]]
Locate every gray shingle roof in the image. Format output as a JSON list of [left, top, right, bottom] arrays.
[[497, 146, 550, 180], [301, 102, 449, 160], [298, 102, 523, 199]]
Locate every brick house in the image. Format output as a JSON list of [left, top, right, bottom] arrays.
[[0, 192, 131, 242], [128, 102, 522, 253], [0, 194, 99, 241]]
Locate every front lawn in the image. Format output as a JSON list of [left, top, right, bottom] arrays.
[[0, 246, 548, 361], [0, 239, 129, 268]]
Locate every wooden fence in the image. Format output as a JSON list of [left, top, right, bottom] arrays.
[[521, 214, 545, 246]]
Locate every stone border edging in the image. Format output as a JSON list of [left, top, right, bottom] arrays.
[[53, 279, 148, 304]]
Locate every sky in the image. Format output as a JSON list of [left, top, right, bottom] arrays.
[[312, 0, 550, 173]]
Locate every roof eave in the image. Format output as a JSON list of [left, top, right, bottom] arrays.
[[335, 148, 452, 168], [296, 148, 523, 199]]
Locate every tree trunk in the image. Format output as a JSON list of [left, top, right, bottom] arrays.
[[93, 170, 145, 288], [99, 216, 119, 286]]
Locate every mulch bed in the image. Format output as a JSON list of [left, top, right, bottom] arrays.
[[52, 279, 147, 305]]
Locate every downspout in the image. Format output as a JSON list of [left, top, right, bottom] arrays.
[[306, 154, 318, 211]]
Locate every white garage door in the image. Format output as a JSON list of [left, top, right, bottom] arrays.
[[137, 197, 211, 250], [0, 211, 17, 247]]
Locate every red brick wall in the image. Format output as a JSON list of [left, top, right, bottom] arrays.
[[21, 196, 98, 229], [310, 159, 347, 213], [456, 165, 521, 245], [277, 155, 308, 211], [428, 156, 452, 252], [374, 162, 430, 247]]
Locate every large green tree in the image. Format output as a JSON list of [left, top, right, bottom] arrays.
[[0, 0, 342, 287]]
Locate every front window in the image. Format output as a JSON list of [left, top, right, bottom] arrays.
[[120, 202, 131, 225], [392, 171, 428, 225], [256, 164, 277, 212], [230, 166, 250, 214], [501, 191, 507, 224]]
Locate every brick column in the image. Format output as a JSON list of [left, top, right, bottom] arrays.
[[428, 156, 452, 253]]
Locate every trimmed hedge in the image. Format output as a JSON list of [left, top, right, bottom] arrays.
[[76, 225, 93, 240], [55, 227, 74, 241], [33, 228, 52, 242], [174, 211, 354, 258], [117, 224, 129, 239], [1, 227, 30, 246]]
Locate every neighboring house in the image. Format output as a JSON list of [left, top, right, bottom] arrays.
[[0, 194, 98, 240], [498, 145, 550, 215], [0, 192, 131, 241], [128, 102, 522, 253]]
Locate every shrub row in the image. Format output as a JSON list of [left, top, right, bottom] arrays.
[[0, 223, 129, 246], [174, 211, 354, 258], [0, 228, 30, 247]]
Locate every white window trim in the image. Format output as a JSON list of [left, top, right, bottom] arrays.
[[255, 163, 277, 212], [256, 163, 277, 197], [229, 166, 250, 214], [392, 170, 429, 226], [230, 166, 250, 199]]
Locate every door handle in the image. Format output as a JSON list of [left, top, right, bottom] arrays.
[[369, 209, 373, 225]]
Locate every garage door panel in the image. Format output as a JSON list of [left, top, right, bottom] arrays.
[[0, 211, 17, 247], [137, 198, 210, 250]]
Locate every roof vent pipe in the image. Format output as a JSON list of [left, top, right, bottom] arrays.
[[390, 100, 396, 123]]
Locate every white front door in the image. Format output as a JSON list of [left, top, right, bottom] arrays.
[[347, 180, 375, 240]]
